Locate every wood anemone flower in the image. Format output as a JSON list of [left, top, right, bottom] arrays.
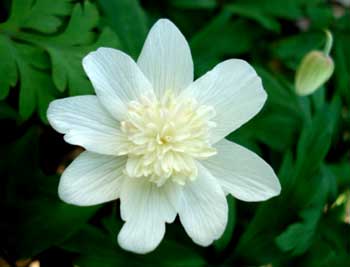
[[47, 19, 281, 254]]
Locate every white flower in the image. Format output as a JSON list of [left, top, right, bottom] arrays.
[[47, 19, 281, 254]]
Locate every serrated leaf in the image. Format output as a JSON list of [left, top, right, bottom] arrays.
[[4, 0, 73, 33], [48, 27, 121, 95], [0, 0, 120, 121], [44, 2, 99, 94], [9, 42, 57, 121]]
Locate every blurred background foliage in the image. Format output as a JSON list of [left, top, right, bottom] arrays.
[[0, 0, 349, 266]]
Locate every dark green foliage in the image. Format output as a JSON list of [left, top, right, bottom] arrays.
[[0, 0, 120, 121], [0, 0, 349, 266]]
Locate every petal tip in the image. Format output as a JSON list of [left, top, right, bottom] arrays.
[[154, 18, 176, 27], [117, 223, 162, 254]]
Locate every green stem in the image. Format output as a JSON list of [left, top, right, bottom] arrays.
[[323, 29, 333, 56]]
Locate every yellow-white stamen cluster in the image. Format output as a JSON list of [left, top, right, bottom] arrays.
[[119, 91, 217, 186]]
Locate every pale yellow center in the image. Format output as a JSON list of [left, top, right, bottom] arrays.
[[119, 91, 217, 186]]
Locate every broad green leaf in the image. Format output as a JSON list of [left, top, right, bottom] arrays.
[[276, 223, 315, 255], [231, 108, 334, 263], [63, 221, 206, 267], [307, 5, 334, 30], [98, 0, 148, 58], [168, 0, 217, 9], [330, 162, 350, 188], [294, 108, 333, 181], [310, 86, 326, 112], [275, 166, 334, 255], [233, 112, 300, 151], [274, 32, 324, 70], [255, 66, 302, 119], [226, 4, 280, 32], [230, 153, 296, 265], [0, 127, 99, 258], [0, 35, 17, 99], [334, 33, 350, 105], [214, 196, 236, 252], [190, 11, 263, 75], [0, 101, 18, 120]]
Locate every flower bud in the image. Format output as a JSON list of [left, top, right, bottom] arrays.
[[295, 51, 334, 96], [295, 30, 334, 96]]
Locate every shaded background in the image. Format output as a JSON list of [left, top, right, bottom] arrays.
[[0, 0, 350, 266]]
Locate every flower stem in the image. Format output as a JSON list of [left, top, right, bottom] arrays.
[[323, 29, 333, 56]]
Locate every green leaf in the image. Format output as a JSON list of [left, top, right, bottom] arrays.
[[98, 0, 148, 58], [310, 86, 326, 112], [46, 1, 98, 92], [0, 0, 73, 120], [276, 222, 315, 255], [330, 162, 350, 188], [63, 221, 206, 267], [214, 196, 236, 252], [44, 3, 121, 95], [226, 4, 281, 32], [13, 43, 57, 121], [0, 127, 99, 258], [294, 108, 333, 180], [0, 35, 17, 100], [0, 101, 18, 120], [274, 32, 324, 70], [168, 0, 217, 9], [190, 11, 263, 75], [227, 0, 304, 20], [255, 66, 302, 118], [307, 5, 334, 30], [62, 207, 205, 266], [0, 0, 120, 121], [234, 112, 299, 151], [334, 33, 350, 105], [276, 167, 333, 255], [3, 0, 73, 33]]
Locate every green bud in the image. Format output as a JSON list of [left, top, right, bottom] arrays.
[[295, 30, 334, 96]]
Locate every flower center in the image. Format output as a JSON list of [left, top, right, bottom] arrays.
[[119, 91, 217, 186]]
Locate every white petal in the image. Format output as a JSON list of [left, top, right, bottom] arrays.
[[83, 48, 153, 120], [118, 217, 165, 255], [202, 139, 281, 201], [47, 96, 125, 155], [181, 59, 267, 143], [137, 19, 193, 98], [58, 152, 126, 206], [118, 179, 181, 254], [178, 164, 228, 246]]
